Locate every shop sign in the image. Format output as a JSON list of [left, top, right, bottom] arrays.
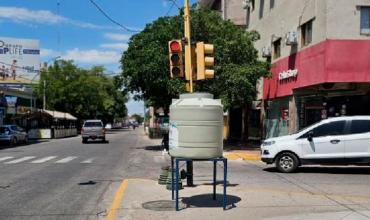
[[279, 69, 298, 80]]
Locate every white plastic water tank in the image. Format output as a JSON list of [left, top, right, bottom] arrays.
[[169, 93, 223, 159]]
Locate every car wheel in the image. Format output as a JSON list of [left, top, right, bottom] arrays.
[[276, 152, 299, 173], [82, 138, 88, 143], [10, 137, 17, 146], [24, 136, 29, 144], [102, 137, 106, 142]]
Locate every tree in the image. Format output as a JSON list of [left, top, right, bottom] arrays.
[[131, 113, 144, 124], [34, 60, 128, 122], [121, 7, 269, 111]]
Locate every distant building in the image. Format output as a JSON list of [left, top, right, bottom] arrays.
[[245, 0, 370, 138]]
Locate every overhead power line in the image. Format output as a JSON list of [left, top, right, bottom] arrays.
[[88, 0, 140, 33]]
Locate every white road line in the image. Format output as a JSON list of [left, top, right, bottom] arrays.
[[55, 156, 77, 163], [30, 156, 57, 163], [81, 158, 94, 163], [4, 156, 36, 164], [0, 156, 14, 162]]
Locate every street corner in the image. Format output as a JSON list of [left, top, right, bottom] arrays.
[[105, 178, 245, 220], [223, 151, 261, 162]]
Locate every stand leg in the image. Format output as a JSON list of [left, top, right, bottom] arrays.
[[171, 157, 174, 200], [213, 160, 216, 200], [186, 161, 193, 186], [176, 159, 179, 211], [223, 159, 227, 210]]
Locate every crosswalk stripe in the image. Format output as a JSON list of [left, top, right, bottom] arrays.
[[0, 156, 14, 162], [30, 156, 57, 163], [4, 156, 36, 164], [55, 156, 77, 163], [81, 158, 94, 163]]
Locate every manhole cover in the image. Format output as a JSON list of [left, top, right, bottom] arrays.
[[142, 200, 185, 211]]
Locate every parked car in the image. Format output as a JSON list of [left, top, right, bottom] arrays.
[[81, 120, 106, 143], [105, 123, 112, 130], [261, 116, 370, 173], [0, 125, 28, 146]]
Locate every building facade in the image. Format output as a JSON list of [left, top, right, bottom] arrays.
[[246, 0, 370, 138], [198, 0, 247, 27]]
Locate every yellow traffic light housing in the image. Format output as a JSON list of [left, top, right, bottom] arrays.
[[168, 40, 184, 78], [196, 42, 215, 80]]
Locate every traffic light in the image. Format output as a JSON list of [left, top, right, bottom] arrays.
[[168, 40, 184, 78], [196, 42, 214, 80]]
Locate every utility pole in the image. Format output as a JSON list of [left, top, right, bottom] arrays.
[[43, 80, 46, 110], [184, 0, 194, 186], [184, 0, 193, 93]]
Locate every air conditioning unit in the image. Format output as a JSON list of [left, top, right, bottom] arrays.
[[285, 31, 297, 45], [243, 0, 251, 9], [262, 46, 271, 58]]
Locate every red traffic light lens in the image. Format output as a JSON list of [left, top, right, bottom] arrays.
[[170, 41, 181, 52]]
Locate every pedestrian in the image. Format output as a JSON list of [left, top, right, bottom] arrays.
[[11, 60, 17, 80], [0, 65, 5, 80]]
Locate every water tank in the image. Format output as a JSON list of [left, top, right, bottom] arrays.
[[169, 93, 223, 159]]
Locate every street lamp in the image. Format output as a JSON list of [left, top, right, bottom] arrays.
[[30, 56, 61, 111]]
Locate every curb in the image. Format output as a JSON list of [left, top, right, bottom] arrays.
[[224, 152, 261, 161]]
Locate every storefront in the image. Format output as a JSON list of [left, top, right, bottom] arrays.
[[263, 40, 370, 138]]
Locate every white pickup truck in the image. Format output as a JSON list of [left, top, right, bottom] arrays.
[[81, 120, 106, 143]]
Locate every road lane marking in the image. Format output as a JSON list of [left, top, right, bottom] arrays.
[[0, 156, 14, 162], [30, 156, 57, 163], [55, 156, 77, 163], [106, 179, 129, 220], [81, 158, 94, 163], [4, 156, 36, 164]]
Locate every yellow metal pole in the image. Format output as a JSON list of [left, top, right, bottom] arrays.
[[184, 0, 193, 93]]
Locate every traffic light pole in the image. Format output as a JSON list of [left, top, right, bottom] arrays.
[[184, 0, 193, 93], [184, 0, 194, 186]]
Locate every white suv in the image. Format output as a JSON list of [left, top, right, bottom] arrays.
[[261, 116, 370, 173]]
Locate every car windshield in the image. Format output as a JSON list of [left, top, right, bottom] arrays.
[[84, 122, 102, 127], [0, 127, 9, 134]]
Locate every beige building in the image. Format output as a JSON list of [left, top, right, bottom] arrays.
[[199, 0, 370, 139], [198, 0, 247, 27], [246, 0, 370, 138]]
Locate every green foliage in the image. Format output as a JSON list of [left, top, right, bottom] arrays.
[[131, 113, 144, 124], [121, 7, 269, 110], [34, 60, 128, 121]]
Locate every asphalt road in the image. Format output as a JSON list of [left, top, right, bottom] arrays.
[[1, 128, 370, 220], [0, 128, 163, 220]]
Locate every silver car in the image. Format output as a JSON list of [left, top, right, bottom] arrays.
[[81, 120, 106, 143], [0, 125, 28, 146]]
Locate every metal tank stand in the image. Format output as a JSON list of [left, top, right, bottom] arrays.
[[171, 157, 228, 211]]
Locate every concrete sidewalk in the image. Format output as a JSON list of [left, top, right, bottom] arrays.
[[109, 176, 370, 220]]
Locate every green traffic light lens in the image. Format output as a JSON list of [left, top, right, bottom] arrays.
[[171, 67, 181, 76]]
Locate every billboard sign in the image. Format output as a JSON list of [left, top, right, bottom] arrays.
[[0, 37, 40, 83]]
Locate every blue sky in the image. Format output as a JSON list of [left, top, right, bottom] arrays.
[[0, 0, 196, 115]]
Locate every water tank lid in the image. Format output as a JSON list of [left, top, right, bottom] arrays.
[[179, 93, 213, 99]]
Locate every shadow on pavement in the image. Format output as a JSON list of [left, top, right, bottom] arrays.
[[136, 145, 163, 151], [264, 166, 370, 175], [83, 140, 110, 144], [105, 128, 131, 134], [181, 193, 241, 209], [0, 139, 49, 150]]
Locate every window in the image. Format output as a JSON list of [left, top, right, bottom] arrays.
[[301, 19, 313, 46], [259, 0, 265, 19], [312, 121, 346, 137], [270, 0, 275, 9], [360, 7, 370, 35], [83, 122, 103, 127], [349, 120, 370, 134], [300, 121, 346, 138], [273, 38, 281, 59]]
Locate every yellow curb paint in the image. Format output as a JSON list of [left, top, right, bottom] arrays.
[[224, 152, 261, 161], [106, 179, 129, 220]]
